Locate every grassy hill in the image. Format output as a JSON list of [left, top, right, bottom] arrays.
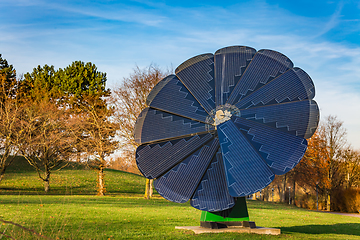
[[1, 156, 146, 195], [1, 157, 360, 239]]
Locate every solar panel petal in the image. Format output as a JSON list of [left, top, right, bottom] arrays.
[[136, 133, 215, 179], [214, 46, 256, 106], [232, 116, 308, 175], [217, 120, 275, 197], [147, 74, 211, 123], [227, 49, 294, 105], [239, 100, 320, 139], [175, 54, 216, 115], [235, 68, 315, 109], [134, 107, 215, 145], [191, 149, 235, 212], [154, 137, 219, 203]]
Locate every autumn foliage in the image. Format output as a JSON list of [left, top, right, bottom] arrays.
[[265, 115, 360, 212]]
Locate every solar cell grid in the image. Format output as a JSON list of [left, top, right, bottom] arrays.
[[133, 45, 319, 212]]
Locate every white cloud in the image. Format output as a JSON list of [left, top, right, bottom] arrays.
[[314, 1, 343, 37]]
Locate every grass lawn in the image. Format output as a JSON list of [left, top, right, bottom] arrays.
[[1, 196, 360, 239], [1, 158, 360, 239], [0, 157, 146, 196]]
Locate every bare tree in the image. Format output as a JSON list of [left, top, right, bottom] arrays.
[[111, 65, 169, 198], [320, 115, 348, 211], [0, 99, 24, 183], [74, 97, 118, 196], [19, 100, 76, 192], [0, 54, 21, 183]]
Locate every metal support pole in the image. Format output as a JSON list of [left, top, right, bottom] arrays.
[[288, 187, 291, 205]]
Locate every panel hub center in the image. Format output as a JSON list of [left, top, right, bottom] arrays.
[[211, 104, 240, 126], [215, 109, 231, 125]]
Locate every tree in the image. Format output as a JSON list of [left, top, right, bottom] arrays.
[[0, 54, 17, 103], [74, 97, 118, 196], [22, 61, 109, 107], [111, 65, 169, 198], [320, 115, 347, 211], [342, 148, 360, 189], [19, 61, 110, 192], [294, 115, 348, 211], [0, 99, 24, 183], [21, 65, 59, 102], [0, 54, 22, 183], [19, 100, 76, 192]]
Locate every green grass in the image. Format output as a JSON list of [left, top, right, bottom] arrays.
[[1, 158, 360, 239], [1, 157, 146, 196], [1, 196, 360, 239]]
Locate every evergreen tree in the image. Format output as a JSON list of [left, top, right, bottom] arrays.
[[0, 54, 17, 102]]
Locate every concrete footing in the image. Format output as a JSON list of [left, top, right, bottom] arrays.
[[175, 226, 281, 235]]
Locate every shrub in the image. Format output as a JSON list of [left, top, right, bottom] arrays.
[[332, 188, 360, 213]]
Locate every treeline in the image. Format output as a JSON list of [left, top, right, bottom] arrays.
[[0, 54, 167, 196], [262, 115, 360, 213]]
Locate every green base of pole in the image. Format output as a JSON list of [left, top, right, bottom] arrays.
[[200, 197, 250, 222]]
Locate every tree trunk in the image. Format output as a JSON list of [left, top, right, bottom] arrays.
[[0, 173, 4, 183], [144, 179, 153, 199], [0, 163, 8, 184], [281, 174, 287, 203], [97, 166, 105, 196], [292, 179, 296, 205], [44, 171, 51, 192], [149, 179, 153, 197]]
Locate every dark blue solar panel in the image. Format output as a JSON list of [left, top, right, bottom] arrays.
[[239, 100, 319, 139], [133, 45, 320, 213], [147, 74, 210, 123], [191, 149, 235, 212], [134, 107, 215, 145], [175, 54, 216, 115], [306, 100, 320, 139], [136, 133, 214, 179], [154, 138, 219, 203], [214, 46, 256, 106], [217, 120, 274, 197], [227, 49, 294, 105], [232, 116, 308, 175], [235, 68, 315, 110]]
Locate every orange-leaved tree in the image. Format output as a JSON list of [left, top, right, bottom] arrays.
[[295, 115, 348, 211]]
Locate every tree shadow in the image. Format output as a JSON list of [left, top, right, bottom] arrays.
[[281, 223, 360, 237]]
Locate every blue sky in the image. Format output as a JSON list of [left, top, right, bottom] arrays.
[[1, 0, 360, 149]]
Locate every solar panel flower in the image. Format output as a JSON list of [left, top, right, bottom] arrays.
[[134, 46, 319, 213]]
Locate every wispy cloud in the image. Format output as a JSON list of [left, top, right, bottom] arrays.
[[49, 4, 167, 27], [314, 1, 344, 37]]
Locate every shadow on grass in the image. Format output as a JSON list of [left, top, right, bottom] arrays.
[[282, 223, 360, 237], [0, 185, 90, 193]]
